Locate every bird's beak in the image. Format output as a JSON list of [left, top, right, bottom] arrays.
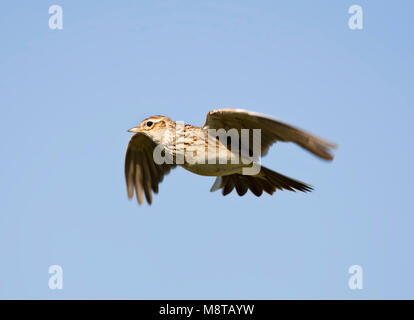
[[128, 126, 140, 133]]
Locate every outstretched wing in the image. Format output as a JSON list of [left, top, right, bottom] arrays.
[[202, 108, 336, 160], [125, 133, 176, 205]]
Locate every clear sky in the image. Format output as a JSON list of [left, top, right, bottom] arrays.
[[1, 0, 413, 299]]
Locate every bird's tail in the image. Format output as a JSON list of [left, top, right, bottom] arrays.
[[210, 165, 312, 197], [258, 166, 312, 193]]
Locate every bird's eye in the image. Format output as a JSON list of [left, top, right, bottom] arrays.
[[146, 121, 153, 127]]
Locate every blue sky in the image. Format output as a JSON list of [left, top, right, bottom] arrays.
[[0, 0, 413, 299]]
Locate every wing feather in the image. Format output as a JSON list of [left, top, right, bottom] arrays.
[[203, 108, 336, 160], [125, 133, 176, 205]]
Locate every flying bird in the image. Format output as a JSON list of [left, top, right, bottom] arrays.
[[125, 109, 336, 205]]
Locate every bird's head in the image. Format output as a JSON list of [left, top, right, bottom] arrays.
[[128, 115, 173, 144]]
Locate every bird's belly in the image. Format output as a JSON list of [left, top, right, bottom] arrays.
[[178, 139, 247, 176], [180, 163, 244, 177]]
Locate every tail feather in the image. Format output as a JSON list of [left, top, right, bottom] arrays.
[[210, 166, 312, 197], [260, 166, 312, 193]]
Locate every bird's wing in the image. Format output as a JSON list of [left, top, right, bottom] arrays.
[[125, 133, 177, 205], [202, 108, 336, 160]]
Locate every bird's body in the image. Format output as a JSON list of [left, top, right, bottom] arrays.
[[125, 109, 336, 205], [175, 127, 247, 177], [139, 119, 250, 176]]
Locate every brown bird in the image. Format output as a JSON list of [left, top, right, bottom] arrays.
[[125, 109, 336, 205]]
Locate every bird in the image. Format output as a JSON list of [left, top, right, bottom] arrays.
[[125, 108, 336, 205]]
